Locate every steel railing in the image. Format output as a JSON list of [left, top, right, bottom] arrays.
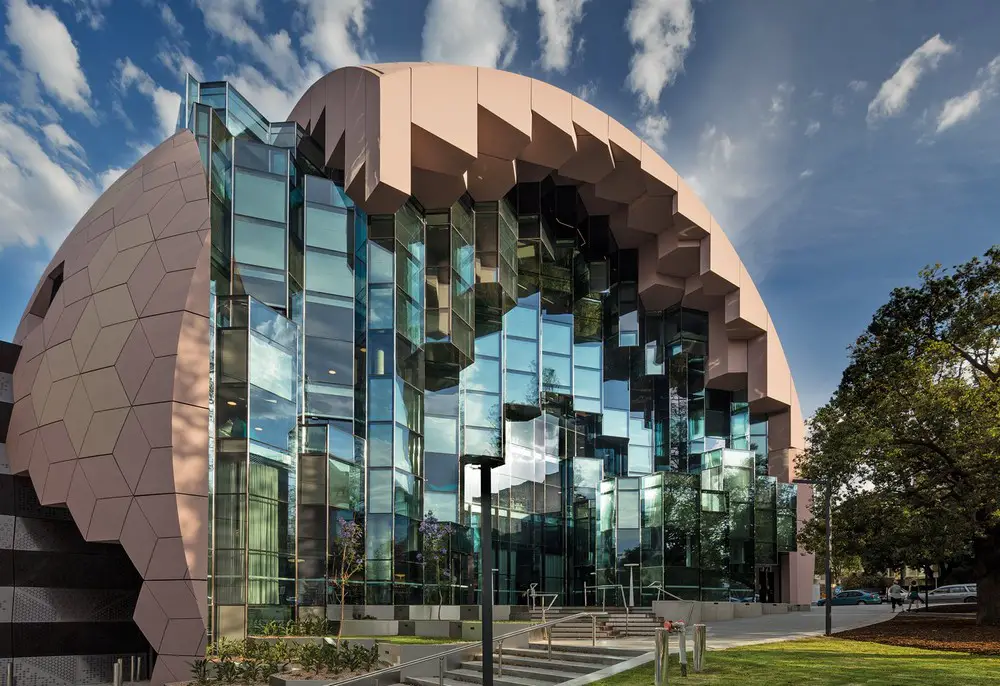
[[325, 611, 608, 686]]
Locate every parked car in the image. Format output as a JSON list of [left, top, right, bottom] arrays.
[[817, 589, 883, 606], [861, 587, 888, 603], [925, 584, 977, 605]]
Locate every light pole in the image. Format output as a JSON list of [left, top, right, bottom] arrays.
[[625, 563, 639, 607], [794, 477, 833, 637], [493, 568, 500, 606]]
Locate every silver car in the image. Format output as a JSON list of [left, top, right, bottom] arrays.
[[925, 584, 977, 605]]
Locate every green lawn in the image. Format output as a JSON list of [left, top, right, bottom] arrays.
[[591, 637, 1000, 685]]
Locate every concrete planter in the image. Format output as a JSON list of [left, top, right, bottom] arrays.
[[762, 603, 789, 615], [333, 620, 399, 636], [733, 603, 763, 618], [700, 602, 736, 622]]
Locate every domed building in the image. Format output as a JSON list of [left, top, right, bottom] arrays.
[[3, 64, 811, 684]]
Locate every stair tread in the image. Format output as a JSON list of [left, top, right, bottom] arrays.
[[464, 660, 587, 679], [490, 655, 598, 672], [500, 648, 620, 664], [446, 668, 549, 686]]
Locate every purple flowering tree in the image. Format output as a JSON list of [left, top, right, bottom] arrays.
[[419, 512, 454, 619], [331, 517, 365, 641]]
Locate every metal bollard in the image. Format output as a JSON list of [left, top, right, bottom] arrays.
[[112, 659, 123, 686], [654, 628, 670, 686], [136, 657, 142, 681], [678, 626, 688, 677], [130, 655, 136, 683], [438, 655, 444, 686], [6, 661, 13, 686], [692, 624, 706, 672], [498, 638, 504, 676]]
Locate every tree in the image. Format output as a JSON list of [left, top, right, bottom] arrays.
[[798, 246, 1000, 624], [419, 512, 454, 619], [330, 517, 365, 641]]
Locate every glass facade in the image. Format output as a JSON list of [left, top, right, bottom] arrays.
[[181, 77, 799, 640]]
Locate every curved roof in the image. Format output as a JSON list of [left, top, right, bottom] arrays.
[[288, 62, 804, 453]]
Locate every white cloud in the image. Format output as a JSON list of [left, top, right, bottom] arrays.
[[626, 0, 693, 109], [848, 80, 868, 92], [297, 0, 370, 71], [62, 0, 111, 30], [41, 122, 87, 166], [935, 55, 1000, 133], [576, 80, 597, 102], [867, 34, 954, 125], [5, 0, 95, 118], [0, 106, 99, 251], [158, 47, 204, 83], [804, 120, 820, 137], [421, 0, 520, 68], [160, 3, 183, 36], [636, 113, 669, 154], [115, 58, 181, 140], [193, 0, 302, 82], [832, 94, 846, 116], [800, 169, 814, 178], [764, 82, 794, 127], [537, 0, 587, 73]]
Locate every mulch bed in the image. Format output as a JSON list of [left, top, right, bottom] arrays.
[[837, 613, 1000, 655]]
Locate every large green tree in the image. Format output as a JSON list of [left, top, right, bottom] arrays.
[[799, 246, 1000, 624]]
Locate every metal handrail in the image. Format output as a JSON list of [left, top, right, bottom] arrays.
[[327, 611, 608, 686], [646, 581, 684, 602]]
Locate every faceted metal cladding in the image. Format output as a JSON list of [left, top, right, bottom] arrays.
[[6, 131, 211, 685]]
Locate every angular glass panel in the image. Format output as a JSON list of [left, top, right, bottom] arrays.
[[233, 216, 286, 271], [249, 332, 294, 400], [235, 170, 286, 223], [368, 469, 393, 514], [305, 250, 353, 297], [306, 205, 349, 253]]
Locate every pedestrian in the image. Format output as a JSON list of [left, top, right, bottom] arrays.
[[907, 584, 924, 611], [888, 580, 904, 612]]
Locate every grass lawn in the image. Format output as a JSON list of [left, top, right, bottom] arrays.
[[590, 637, 1000, 685], [337, 635, 468, 644]]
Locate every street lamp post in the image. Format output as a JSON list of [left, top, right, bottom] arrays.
[[794, 477, 833, 637]]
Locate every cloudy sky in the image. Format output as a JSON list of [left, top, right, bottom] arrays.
[[0, 0, 998, 416]]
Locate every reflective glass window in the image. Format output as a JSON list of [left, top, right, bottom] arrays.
[[305, 383, 352, 419], [602, 409, 629, 439], [305, 250, 353, 297], [368, 469, 392, 513], [249, 332, 294, 400], [306, 205, 348, 253], [574, 368, 601, 399], [304, 336, 352, 382], [247, 385, 295, 452], [506, 338, 537, 372], [234, 170, 286, 223], [504, 305, 538, 336], [506, 371, 538, 406], [369, 242, 394, 284], [304, 294, 352, 339], [369, 286, 393, 329], [233, 263, 286, 308], [542, 321, 572, 354], [368, 378, 393, 422], [543, 356, 572, 391], [425, 416, 457, 453], [233, 216, 286, 271], [466, 358, 500, 393]]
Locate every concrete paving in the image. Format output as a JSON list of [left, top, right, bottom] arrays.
[[551, 604, 893, 653]]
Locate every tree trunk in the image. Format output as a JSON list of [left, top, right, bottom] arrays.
[[974, 527, 1000, 626], [339, 582, 347, 642]]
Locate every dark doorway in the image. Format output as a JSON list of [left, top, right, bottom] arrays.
[[757, 567, 776, 603]]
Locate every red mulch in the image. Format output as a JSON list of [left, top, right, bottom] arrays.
[[837, 613, 1000, 655]]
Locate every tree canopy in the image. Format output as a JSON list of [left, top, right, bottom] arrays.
[[798, 246, 1000, 624]]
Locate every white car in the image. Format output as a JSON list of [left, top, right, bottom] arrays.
[[925, 584, 977, 605]]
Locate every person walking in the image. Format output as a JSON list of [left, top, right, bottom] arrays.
[[907, 584, 924, 611], [888, 580, 905, 612]]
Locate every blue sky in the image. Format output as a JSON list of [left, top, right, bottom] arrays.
[[0, 0, 998, 417]]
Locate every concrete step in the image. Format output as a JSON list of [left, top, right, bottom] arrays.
[[443, 667, 548, 686], [499, 647, 622, 666], [528, 642, 647, 659], [490, 653, 600, 674], [462, 660, 576, 682]]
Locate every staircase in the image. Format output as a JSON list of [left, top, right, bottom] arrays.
[[401, 642, 648, 686], [528, 606, 662, 638]]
